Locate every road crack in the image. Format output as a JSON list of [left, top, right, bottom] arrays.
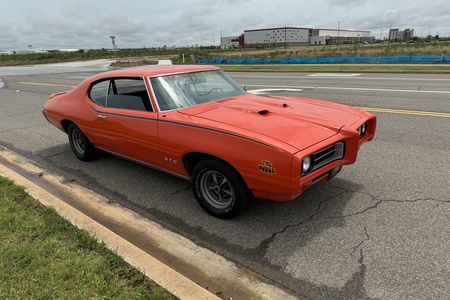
[[340, 226, 373, 299], [351, 226, 370, 255], [256, 188, 347, 252], [170, 185, 191, 195], [339, 248, 371, 299], [256, 186, 447, 255], [329, 197, 449, 220]]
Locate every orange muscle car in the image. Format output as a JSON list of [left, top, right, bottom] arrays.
[[43, 65, 376, 218]]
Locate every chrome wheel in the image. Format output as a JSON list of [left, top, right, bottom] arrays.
[[71, 128, 86, 155], [199, 170, 234, 210], [67, 123, 97, 161]]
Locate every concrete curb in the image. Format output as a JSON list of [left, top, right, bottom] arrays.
[[0, 153, 219, 300]]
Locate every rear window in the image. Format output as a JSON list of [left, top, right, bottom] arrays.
[[89, 80, 108, 106]]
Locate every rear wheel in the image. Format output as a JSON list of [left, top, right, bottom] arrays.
[[67, 123, 97, 161], [192, 160, 248, 219]]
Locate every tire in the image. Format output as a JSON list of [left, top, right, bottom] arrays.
[[192, 159, 248, 219], [67, 123, 97, 161]]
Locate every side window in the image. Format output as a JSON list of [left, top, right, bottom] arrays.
[[89, 80, 109, 106], [107, 78, 152, 112]]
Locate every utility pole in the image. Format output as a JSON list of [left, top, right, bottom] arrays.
[[387, 25, 392, 54], [337, 20, 341, 46]]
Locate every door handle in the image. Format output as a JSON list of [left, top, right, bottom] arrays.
[[97, 114, 108, 119]]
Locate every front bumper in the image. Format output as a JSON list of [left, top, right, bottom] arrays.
[[252, 114, 376, 202]]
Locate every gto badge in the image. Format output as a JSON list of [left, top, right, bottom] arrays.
[[258, 160, 276, 174], [164, 156, 178, 164]]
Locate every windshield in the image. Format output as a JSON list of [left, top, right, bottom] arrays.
[[150, 70, 245, 111]]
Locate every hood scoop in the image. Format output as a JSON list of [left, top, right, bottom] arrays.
[[258, 109, 270, 116]]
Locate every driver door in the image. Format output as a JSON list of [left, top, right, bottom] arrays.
[[91, 77, 161, 166]]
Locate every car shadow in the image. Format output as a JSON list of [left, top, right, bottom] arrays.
[[37, 144, 366, 251]]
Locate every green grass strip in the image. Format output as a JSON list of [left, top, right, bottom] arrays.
[[0, 177, 174, 300]]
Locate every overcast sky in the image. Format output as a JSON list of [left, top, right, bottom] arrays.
[[1, 0, 449, 50]]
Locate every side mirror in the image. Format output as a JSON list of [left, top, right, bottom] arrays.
[[241, 85, 247, 91]]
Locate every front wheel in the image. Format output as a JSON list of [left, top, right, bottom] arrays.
[[192, 160, 248, 219], [68, 123, 97, 161]]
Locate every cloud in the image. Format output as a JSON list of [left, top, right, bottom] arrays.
[[0, 0, 449, 50], [328, 0, 370, 6]]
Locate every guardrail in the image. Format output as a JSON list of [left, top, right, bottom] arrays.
[[198, 55, 450, 64]]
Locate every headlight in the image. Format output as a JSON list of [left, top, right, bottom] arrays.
[[358, 123, 367, 138], [302, 156, 312, 174]]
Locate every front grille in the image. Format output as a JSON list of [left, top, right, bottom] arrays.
[[310, 142, 345, 172]]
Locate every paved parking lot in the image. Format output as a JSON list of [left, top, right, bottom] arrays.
[[0, 67, 449, 299]]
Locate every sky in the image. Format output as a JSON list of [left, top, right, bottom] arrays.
[[0, 0, 449, 50]]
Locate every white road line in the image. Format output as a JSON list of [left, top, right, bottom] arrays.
[[308, 73, 361, 77], [247, 88, 303, 94], [245, 84, 450, 94], [231, 74, 450, 81]]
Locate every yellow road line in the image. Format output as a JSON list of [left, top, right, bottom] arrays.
[[356, 107, 450, 118], [16, 81, 76, 88]]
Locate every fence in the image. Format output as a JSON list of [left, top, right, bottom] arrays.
[[198, 55, 450, 64]]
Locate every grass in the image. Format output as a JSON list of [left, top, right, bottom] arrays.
[[2, 41, 450, 73], [218, 63, 450, 73], [109, 59, 158, 68], [1, 40, 449, 67], [0, 176, 174, 300], [0, 47, 217, 67], [210, 41, 450, 59]]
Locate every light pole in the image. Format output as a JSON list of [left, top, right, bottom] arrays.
[[387, 25, 392, 54], [337, 20, 341, 46]]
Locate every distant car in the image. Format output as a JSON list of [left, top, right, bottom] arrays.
[[43, 65, 376, 218]]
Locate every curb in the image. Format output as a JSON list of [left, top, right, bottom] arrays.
[[0, 151, 219, 300]]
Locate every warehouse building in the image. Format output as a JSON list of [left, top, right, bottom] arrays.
[[310, 28, 372, 45], [220, 36, 242, 49], [243, 27, 312, 48], [220, 26, 373, 48]]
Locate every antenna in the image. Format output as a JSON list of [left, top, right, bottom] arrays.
[[110, 36, 118, 50]]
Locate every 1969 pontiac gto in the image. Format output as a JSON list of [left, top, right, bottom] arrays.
[[43, 65, 376, 218]]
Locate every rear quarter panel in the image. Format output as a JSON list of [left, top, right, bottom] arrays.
[[43, 82, 100, 143]]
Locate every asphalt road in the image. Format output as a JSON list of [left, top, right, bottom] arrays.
[[0, 66, 449, 299]]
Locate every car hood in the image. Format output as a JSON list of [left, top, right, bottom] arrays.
[[178, 94, 363, 150]]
